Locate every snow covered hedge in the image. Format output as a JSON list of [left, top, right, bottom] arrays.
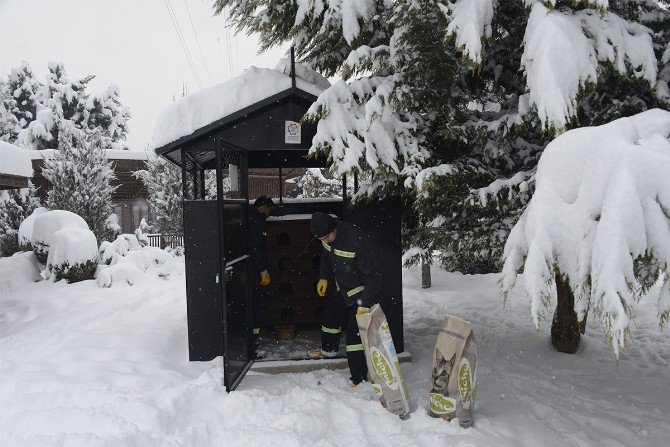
[[502, 109, 670, 357], [31, 210, 88, 264], [45, 227, 98, 283], [97, 233, 175, 287], [18, 207, 47, 251]]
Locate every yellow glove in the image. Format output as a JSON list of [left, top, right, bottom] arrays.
[[260, 270, 271, 286], [356, 307, 370, 315], [317, 279, 328, 297]]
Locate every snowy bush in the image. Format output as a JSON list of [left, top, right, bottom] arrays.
[[96, 238, 174, 288], [0, 182, 39, 257], [502, 109, 670, 358], [135, 218, 150, 247], [17, 207, 47, 251], [0, 251, 41, 295], [286, 168, 342, 198], [45, 227, 98, 283], [99, 234, 141, 265], [32, 210, 88, 264]]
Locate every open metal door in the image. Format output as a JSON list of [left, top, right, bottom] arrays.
[[345, 196, 404, 353], [217, 144, 254, 391], [183, 200, 224, 361]]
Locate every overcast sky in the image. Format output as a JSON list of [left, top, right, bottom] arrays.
[[0, 0, 288, 149]]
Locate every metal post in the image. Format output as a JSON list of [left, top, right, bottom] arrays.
[[342, 173, 347, 202], [199, 169, 206, 199], [214, 140, 228, 387], [192, 164, 198, 199], [278, 166, 283, 205], [181, 151, 189, 200], [290, 46, 296, 90]]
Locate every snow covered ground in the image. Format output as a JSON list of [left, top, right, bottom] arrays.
[[1, 258, 669, 446]]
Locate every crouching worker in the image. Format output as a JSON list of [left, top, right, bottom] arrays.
[[249, 196, 275, 356], [307, 212, 381, 385]]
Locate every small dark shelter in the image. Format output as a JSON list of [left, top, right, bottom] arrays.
[[155, 54, 404, 391]]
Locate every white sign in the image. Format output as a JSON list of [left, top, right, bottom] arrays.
[[285, 120, 301, 144]]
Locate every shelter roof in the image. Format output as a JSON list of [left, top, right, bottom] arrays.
[[152, 65, 329, 151]]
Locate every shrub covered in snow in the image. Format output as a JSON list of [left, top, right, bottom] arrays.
[[0, 251, 41, 295], [134, 218, 150, 247], [96, 235, 175, 287], [502, 109, 670, 358], [17, 207, 47, 251], [99, 234, 141, 265], [32, 210, 88, 264], [0, 182, 39, 257], [45, 227, 98, 283]]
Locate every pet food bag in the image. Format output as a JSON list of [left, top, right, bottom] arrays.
[[356, 304, 411, 419], [429, 315, 477, 428]]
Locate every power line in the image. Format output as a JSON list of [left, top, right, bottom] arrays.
[[222, 8, 235, 78], [162, 0, 202, 89], [182, 0, 212, 85]]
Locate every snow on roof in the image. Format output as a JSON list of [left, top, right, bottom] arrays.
[[29, 149, 148, 161], [0, 141, 33, 177], [152, 65, 330, 149]]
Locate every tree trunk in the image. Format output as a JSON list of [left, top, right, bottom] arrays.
[[421, 260, 431, 289], [551, 271, 581, 354]]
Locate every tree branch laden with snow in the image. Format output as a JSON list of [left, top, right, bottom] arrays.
[[502, 108, 670, 358]]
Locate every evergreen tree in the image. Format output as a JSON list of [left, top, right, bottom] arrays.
[[86, 84, 130, 149], [216, 0, 669, 274], [287, 168, 343, 198], [18, 62, 95, 149], [4, 62, 44, 142], [0, 183, 39, 257], [42, 125, 117, 242], [134, 151, 183, 235], [0, 96, 18, 142]]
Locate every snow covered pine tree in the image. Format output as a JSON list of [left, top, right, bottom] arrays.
[[215, 0, 669, 277], [134, 151, 183, 236], [502, 109, 670, 356], [87, 84, 130, 150], [41, 127, 117, 243], [2, 61, 130, 151]]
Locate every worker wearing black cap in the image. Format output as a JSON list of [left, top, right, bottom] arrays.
[[308, 212, 381, 385], [249, 195, 275, 354]]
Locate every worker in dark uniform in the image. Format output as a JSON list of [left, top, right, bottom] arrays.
[[307, 212, 381, 385], [249, 196, 274, 353]]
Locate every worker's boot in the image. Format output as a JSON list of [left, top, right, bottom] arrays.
[[307, 348, 337, 359]]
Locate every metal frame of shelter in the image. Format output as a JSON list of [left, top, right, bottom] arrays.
[[155, 54, 404, 391]]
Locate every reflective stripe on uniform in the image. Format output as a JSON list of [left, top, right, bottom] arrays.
[[322, 241, 332, 251], [347, 286, 364, 297], [321, 326, 342, 334], [346, 343, 364, 352], [333, 249, 355, 258], [253, 328, 260, 335]]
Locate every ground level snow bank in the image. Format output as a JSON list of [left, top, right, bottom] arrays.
[[0, 251, 40, 295], [1, 265, 669, 446]]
